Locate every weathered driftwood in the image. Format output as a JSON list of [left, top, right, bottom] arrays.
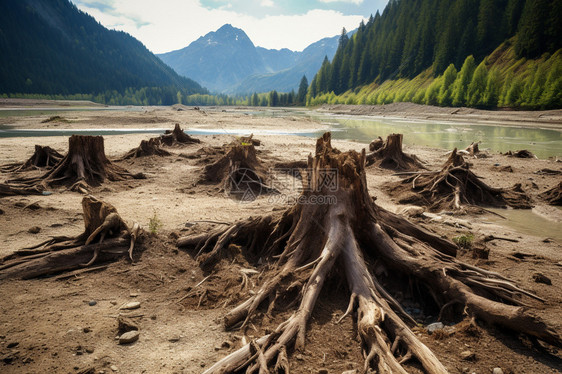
[[388, 149, 532, 212], [0, 195, 142, 280], [177, 132, 559, 373]]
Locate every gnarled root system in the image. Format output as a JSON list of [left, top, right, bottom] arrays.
[[366, 133, 425, 171], [6, 135, 145, 194], [388, 149, 532, 212], [177, 132, 559, 373], [0, 195, 142, 280]]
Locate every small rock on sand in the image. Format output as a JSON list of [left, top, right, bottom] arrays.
[[118, 330, 139, 344], [120, 301, 140, 310]]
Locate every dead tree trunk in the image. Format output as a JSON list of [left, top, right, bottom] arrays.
[[366, 133, 425, 171], [388, 149, 533, 212], [120, 137, 171, 159], [539, 182, 562, 205], [7, 135, 145, 193], [1, 145, 64, 173], [160, 123, 200, 146], [0, 195, 142, 280], [201, 142, 276, 199], [177, 132, 560, 373]]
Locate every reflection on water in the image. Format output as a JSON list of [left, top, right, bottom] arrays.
[[322, 116, 561, 159], [486, 208, 562, 243]]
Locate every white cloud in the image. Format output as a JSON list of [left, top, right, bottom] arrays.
[[72, 0, 365, 53], [318, 0, 364, 4], [260, 0, 274, 7]]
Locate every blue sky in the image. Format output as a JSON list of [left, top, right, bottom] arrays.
[[71, 0, 388, 53]]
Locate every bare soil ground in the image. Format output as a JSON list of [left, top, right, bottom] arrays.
[[0, 104, 560, 373]]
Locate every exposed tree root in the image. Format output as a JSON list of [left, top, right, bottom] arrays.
[[178, 132, 560, 373], [387, 149, 533, 212], [160, 123, 200, 146], [0, 183, 45, 197], [366, 133, 425, 171], [1, 145, 64, 173], [201, 141, 277, 199], [505, 150, 536, 158], [6, 135, 145, 193], [0, 195, 143, 280], [539, 182, 562, 206], [120, 137, 171, 159]]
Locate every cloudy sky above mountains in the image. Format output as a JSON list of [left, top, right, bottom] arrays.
[[70, 0, 387, 53]]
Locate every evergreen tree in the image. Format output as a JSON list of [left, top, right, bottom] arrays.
[[452, 55, 476, 106], [466, 61, 488, 107], [296, 75, 308, 106], [438, 64, 458, 106]]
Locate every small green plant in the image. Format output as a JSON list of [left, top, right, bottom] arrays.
[[452, 233, 474, 249], [148, 210, 162, 235]]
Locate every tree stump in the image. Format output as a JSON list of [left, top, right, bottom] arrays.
[[539, 182, 562, 206], [366, 133, 425, 171], [0, 195, 142, 280], [7, 135, 145, 193], [369, 136, 384, 152], [201, 141, 276, 199], [177, 132, 559, 373], [1, 145, 64, 173], [160, 124, 200, 146], [120, 137, 171, 159], [388, 149, 533, 212]]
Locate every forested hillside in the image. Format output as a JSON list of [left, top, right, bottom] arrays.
[[308, 0, 562, 109], [0, 0, 206, 104]]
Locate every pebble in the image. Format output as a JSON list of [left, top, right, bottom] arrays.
[[460, 350, 475, 361], [83, 327, 91, 333], [7, 342, 19, 348], [120, 301, 141, 310], [110, 365, 118, 372], [110, 301, 117, 305], [492, 368, 504, 374], [426, 322, 444, 334], [28, 226, 41, 234], [318, 370, 328, 374], [118, 330, 140, 344], [532, 272, 552, 285], [296, 354, 304, 361], [88, 300, 97, 306], [168, 336, 181, 343], [342, 371, 357, 374]]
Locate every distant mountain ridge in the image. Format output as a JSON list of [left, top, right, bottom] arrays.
[[158, 24, 342, 94], [0, 0, 205, 97]]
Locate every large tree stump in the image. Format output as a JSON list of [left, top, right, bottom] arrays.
[[388, 149, 533, 212], [201, 141, 276, 199], [539, 182, 562, 206], [1, 145, 64, 173], [0, 195, 142, 280], [120, 137, 171, 160], [366, 133, 425, 171], [160, 123, 200, 146], [7, 135, 144, 193], [177, 132, 559, 373]]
